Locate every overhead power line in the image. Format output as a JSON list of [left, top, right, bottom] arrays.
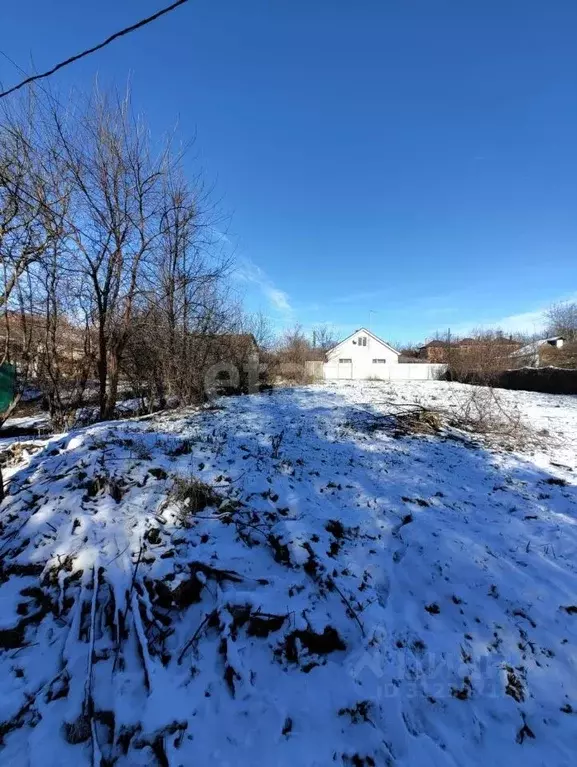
[[0, 0, 190, 100]]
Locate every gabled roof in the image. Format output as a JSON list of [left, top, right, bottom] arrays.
[[327, 328, 400, 356]]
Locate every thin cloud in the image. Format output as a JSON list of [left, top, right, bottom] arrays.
[[445, 309, 545, 337], [491, 309, 547, 334], [235, 258, 292, 314], [266, 286, 291, 312], [446, 293, 577, 337], [210, 228, 232, 246]]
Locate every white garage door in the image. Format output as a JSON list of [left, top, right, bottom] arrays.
[[338, 358, 353, 379]]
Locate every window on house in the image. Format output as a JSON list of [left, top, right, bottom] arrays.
[[372, 358, 386, 364], [358, 336, 367, 346], [339, 358, 352, 363]]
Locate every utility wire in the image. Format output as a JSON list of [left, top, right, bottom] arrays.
[[0, 42, 200, 281], [0, 0, 189, 100], [0, 51, 150, 253], [0, 48, 124, 202]]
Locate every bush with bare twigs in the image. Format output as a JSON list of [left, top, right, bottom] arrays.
[[375, 388, 538, 450], [443, 330, 523, 384], [269, 325, 316, 385], [447, 387, 532, 445]]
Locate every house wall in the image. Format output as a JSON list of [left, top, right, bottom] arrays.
[[324, 331, 398, 380]]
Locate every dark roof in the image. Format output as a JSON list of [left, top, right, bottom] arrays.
[[420, 340, 448, 349], [422, 337, 520, 350]]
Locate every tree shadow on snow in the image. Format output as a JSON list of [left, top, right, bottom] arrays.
[[0, 387, 576, 764]]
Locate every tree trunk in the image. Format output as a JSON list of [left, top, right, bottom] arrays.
[[105, 341, 125, 420], [97, 323, 108, 421]]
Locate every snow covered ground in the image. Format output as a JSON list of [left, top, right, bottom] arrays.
[[0, 380, 576, 766]]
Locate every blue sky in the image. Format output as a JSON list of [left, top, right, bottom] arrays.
[[2, 0, 576, 343]]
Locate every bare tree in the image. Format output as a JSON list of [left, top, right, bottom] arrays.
[[0, 97, 60, 498], [49, 88, 170, 419], [545, 302, 577, 342], [119, 160, 234, 409], [267, 324, 316, 383], [0, 82, 235, 450], [242, 311, 274, 351], [35, 246, 95, 430], [0, 112, 52, 313], [277, 324, 310, 362], [311, 324, 337, 351]]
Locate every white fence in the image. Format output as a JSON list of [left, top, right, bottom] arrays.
[[311, 362, 447, 382], [375, 363, 447, 380], [304, 361, 325, 379]]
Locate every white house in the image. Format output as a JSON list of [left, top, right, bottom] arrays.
[[323, 328, 400, 380]]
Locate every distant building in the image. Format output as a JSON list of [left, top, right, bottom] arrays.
[[0, 310, 87, 377], [419, 340, 450, 363], [419, 336, 520, 363], [510, 336, 565, 368]]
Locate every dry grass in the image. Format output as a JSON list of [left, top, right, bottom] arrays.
[[170, 477, 222, 517], [0, 441, 44, 468]]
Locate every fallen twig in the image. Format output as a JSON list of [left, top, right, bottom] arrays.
[[178, 610, 217, 664], [326, 577, 365, 636]]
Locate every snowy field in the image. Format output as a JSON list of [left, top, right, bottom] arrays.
[[0, 380, 577, 766]]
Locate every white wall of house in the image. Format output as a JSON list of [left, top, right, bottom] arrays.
[[324, 329, 399, 380]]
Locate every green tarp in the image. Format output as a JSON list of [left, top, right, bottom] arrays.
[[0, 362, 16, 414]]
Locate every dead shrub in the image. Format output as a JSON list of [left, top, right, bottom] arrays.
[[282, 625, 346, 664], [394, 408, 443, 436], [448, 387, 532, 447], [540, 341, 577, 369], [170, 477, 221, 517], [347, 406, 442, 438], [0, 442, 43, 468], [271, 430, 284, 459]]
